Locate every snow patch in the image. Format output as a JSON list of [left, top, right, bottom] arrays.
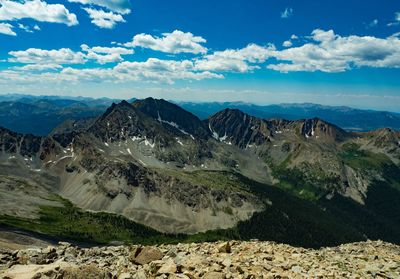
[[131, 136, 142, 141], [144, 138, 155, 148], [219, 133, 228, 141], [176, 139, 184, 146], [158, 112, 195, 139]]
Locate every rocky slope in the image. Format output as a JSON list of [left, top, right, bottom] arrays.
[[1, 240, 399, 279], [0, 98, 400, 247]]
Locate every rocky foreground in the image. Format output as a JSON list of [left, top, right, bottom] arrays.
[[0, 240, 399, 279]]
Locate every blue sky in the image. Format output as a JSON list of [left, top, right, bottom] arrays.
[[1, 0, 400, 111]]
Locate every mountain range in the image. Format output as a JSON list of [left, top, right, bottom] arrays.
[[0, 94, 400, 135], [0, 97, 399, 248]]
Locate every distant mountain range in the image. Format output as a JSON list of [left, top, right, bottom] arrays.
[[1, 97, 399, 248], [0, 94, 399, 136], [179, 102, 400, 132]]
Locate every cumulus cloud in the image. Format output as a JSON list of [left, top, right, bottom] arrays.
[[282, 40, 292, 47], [0, 58, 222, 84], [81, 44, 133, 64], [267, 29, 400, 73], [195, 44, 274, 73], [8, 48, 86, 64], [0, 22, 15, 36], [0, 0, 78, 26], [388, 12, 400, 26], [113, 58, 221, 83], [8, 45, 133, 66], [281, 7, 293, 19], [124, 30, 207, 54], [83, 7, 125, 29], [68, 0, 131, 14], [4, 28, 400, 86], [12, 64, 63, 71]]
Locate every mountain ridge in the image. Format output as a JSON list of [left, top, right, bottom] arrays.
[[0, 98, 399, 248]]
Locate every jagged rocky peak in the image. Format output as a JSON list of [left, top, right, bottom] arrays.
[[364, 127, 400, 148], [133, 97, 210, 139], [0, 126, 42, 157], [87, 100, 152, 142], [300, 117, 348, 141], [207, 108, 273, 148], [51, 118, 97, 136], [0, 126, 61, 160]]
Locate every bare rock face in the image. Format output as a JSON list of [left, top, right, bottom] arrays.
[[1, 240, 400, 279], [131, 246, 164, 265]]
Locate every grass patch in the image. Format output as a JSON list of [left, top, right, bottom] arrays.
[[160, 169, 252, 193], [340, 143, 391, 170], [0, 195, 181, 245]]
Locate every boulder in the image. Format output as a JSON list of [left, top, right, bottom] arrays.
[[157, 258, 178, 274], [203, 271, 226, 279], [131, 247, 164, 265], [217, 242, 231, 253]]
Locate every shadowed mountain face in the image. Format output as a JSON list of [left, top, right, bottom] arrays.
[[133, 98, 211, 140], [1, 98, 400, 247]]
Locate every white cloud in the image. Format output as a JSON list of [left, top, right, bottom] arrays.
[[195, 44, 274, 73], [291, 34, 298, 40], [8, 45, 134, 65], [0, 0, 78, 26], [81, 44, 133, 55], [113, 58, 222, 83], [282, 40, 292, 47], [0, 58, 223, 84], [83, 7, 125, 29], [17, 23, 35, 33], [388, 12, 400, 26], [68, 0, 131, 14], [124, 30, 207, 54], [81, 44, 133, 64], [281, 7, 293, 19], [12, 64, 63, 71], [33, 24, 41, 31], [0, 22, 16, 36], [267, 29, 400, 73], [9, 48, 86, 64]]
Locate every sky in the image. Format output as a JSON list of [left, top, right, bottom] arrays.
[[1, 0, 400, 111]]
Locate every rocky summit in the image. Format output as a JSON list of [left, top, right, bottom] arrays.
[[1, 240, 399, 279]]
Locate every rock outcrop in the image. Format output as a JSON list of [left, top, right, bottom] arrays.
[[1, 240, 399, 278]]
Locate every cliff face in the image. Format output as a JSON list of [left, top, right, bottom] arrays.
[[1, 240, 399, 279]]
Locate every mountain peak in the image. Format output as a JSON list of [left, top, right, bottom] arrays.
[[208, 108, 272, 147], [300, 118, 348, 141], [133, 98, 210, 139], [88, 100, 147, 142]]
